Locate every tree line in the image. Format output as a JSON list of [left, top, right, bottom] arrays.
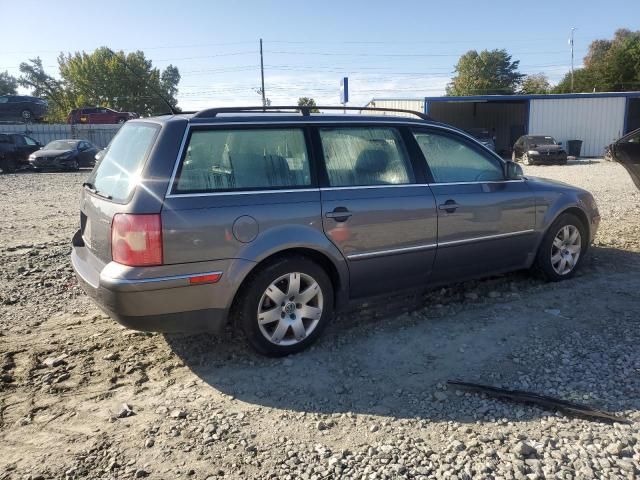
[[0, 29, 638, 121], [447, 28, 640, 95], [0, 47, 180, 122]]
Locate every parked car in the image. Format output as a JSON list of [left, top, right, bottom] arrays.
[[29, 139, 98, 171], [466, 128, 496, 152], [605, 128, 640, 188], [67, 107, 138, 125], [0, 133, 42, 172], [0, 95, 48, 123], [605, 128, 640, 163], [71, 106, 600, 356], [512, 135, 568, 165]]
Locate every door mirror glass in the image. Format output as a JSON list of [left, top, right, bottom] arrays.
[[505, 160, 523, 179]]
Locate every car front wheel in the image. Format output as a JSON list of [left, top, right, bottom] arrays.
[[236, 256, 334, 356], [535, 213, 587, 281], [522, 153, 533, 165]]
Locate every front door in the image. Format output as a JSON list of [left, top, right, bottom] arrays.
[[317, 125, 438, 298], [614, 130, 640, 164], [411, 128, 536, 283]]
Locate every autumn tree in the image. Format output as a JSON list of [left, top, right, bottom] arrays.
[[520, 73, 551, 94]]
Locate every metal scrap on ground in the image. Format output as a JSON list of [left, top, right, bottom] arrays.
[[447, 380, 632, 424]]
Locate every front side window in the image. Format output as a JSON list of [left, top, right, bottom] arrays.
[[319, 127, 414, 187], [174, 128, 311, 193], [23, 136, 38, 146], [413, 131, 504, 183]]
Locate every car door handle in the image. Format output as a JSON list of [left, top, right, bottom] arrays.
[[438, 200, 459, 213], [325, 207, 352, 222]]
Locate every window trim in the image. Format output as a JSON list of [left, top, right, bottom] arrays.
[[314, 124, 416, 188], [168, 124, 318, 196], [410, 126, 507, 184]]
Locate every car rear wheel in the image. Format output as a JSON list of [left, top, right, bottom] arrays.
[[21, 109, 33, 122], [235, 256, 334, 356], [535, 213, 587, 281], [0, 157, 17, 174]]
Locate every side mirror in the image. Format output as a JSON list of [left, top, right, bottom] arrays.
[[505, 160, 524, 179]]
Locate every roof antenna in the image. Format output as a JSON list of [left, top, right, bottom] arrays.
[[104, 48, 179, 115]]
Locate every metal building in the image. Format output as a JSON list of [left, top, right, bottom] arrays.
[[423, 92, 640, 157], [363, 98, 424, 117]]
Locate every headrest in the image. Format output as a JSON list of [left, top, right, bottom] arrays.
[[355, 148, 390, 175]]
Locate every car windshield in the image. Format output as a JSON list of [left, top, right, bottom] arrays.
[[45, 140, 78, 150], [528, 136, 557, 145]]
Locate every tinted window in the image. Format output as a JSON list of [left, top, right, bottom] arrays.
[[625, 132, 640, 144], [88, 122, 159, 202], [23, 136, 38, 146], [319, 127, 413, 187], [413, 131, 504, 183], [174, 128, 311, 193]]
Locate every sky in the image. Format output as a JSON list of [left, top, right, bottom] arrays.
[[1, 0, 638, 111]]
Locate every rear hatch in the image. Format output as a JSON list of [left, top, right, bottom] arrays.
[[80, 122, 161, 264]]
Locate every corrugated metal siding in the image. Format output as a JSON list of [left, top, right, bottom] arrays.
[[0, 123, 121, 148], [364, 99, 424, 117], [528, 97, 626, 157]]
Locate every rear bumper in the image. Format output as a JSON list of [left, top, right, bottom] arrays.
[[71, 233, 254, 333]]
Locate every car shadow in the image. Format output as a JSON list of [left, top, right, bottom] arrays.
[[165, 246, 640, 424]]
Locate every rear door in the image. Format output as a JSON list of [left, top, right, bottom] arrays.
[[316, 125, 437, 298], [411, 128, 536, 283]]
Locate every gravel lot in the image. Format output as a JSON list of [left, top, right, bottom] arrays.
[[1, 160, 639, 480]]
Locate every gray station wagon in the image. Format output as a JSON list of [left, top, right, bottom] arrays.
[[71, 106, 600, 356]]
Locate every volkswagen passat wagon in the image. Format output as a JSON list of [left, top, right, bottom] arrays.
[[71, 106, 600, 356]]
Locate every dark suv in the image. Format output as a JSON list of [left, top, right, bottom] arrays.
[[71, 106, 600, 356], [0, 95, 48, 123], [68, 107, 138, 124]]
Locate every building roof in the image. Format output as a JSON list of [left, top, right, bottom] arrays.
[[425, 92, 640, 102]]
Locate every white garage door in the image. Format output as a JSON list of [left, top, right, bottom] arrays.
[[528, 97, 626, 157]]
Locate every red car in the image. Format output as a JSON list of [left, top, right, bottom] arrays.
[[67, 107, 138, 125]]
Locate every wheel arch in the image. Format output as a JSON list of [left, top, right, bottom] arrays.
[[535, 204, 591, 258], [227, 246, 349, 326]]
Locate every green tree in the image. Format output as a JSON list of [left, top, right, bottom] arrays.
[[554, 29, 640, 93], [447, 49, 524, 96], [519, 73, 551, 94], [0, 71, 18, 95], [18, 48, 181, 122], [19, 57, 72, 121], [297, 97, 319, 112]]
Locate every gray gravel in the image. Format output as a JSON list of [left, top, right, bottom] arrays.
[[0, 160, 639, 479]]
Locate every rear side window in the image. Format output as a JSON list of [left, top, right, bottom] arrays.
[[413, 131, 504, 183], [319, 127, 414, 187], [173, 128, 311, 193], [88, 122, 159, 202]]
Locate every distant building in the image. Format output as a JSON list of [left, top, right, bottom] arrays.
[[366, 92, 640, 157]]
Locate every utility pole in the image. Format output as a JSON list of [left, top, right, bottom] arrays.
[[569, 27, 577, 93], [260, 38, 266, 107]]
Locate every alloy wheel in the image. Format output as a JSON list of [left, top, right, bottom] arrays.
[[551, 225, 581, 275], [257, 272, 323, 346]]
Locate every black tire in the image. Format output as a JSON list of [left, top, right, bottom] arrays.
[[69, 160, 80, 171], [0, 157, 17, 174], [534, 213, 588, 282], [522, 153, 533, 166], [21, 109, 33, 122], [235, 256, 334, 356]]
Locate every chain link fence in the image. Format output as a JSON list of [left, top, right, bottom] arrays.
[[0, 122, 122, 148]]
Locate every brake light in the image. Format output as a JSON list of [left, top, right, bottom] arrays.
[[111, 214, 163, 266]]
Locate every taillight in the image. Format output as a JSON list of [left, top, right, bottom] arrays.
[[111, 214, 163, 266]]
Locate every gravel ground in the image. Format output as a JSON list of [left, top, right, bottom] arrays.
[[1, 160, 639, 480]]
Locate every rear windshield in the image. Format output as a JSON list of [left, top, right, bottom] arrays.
[[87, 122, 159, 202]]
